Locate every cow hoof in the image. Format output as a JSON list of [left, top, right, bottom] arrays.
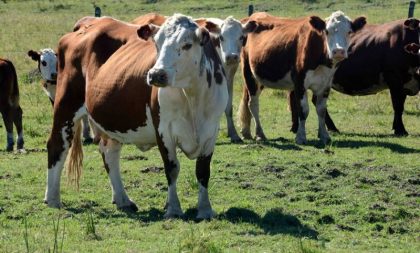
[[16, 149, 26, 154], [394, 130, 408, 136], [240, 129, 253, 140], [6, 145, 13, 152], [295, 137, 307, 145], [117, 202, 138, 213], [290, 125, 298, 133], [196, 209, 216, 220], [164, 209, 184, 219], [230, 136, 244, 144], [45, 200, 62, 209], [255, 136, 267, 142], [321, 137, 332, 145]]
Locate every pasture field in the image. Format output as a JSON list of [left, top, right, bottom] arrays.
[[0, 0, 419, 252]]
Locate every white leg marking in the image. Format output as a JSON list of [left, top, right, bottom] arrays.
[[196, 183, 215, 219], [315, 96, 331, 144]]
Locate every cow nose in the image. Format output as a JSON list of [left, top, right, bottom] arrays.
[[147, 68, 168, 87], [51, 73, 57, 80], [332, 48, 346, 60], [225, 54, 239, 64]]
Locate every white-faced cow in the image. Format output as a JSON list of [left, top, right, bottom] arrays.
[[195, 17, 257, 143], [27, 48, 94, 144], [45, 14, 227, 220], [289, 18, 420, 136], [238, 11, 366, 144], [0, 58, 24, 151]]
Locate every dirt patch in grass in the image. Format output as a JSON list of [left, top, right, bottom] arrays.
[[141, 166, 164, 173]]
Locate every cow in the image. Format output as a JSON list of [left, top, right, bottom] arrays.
[[289, 18, 420, 136], [195, 17, 257, 143], [238, 11, 366, 144], [45, 14, 228, 220], [0, 58, 24, 151], [27, 48, 94, 144]]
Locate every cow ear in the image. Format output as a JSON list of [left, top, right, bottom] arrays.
[[404, 18, 420, 30], [351, 16, 366, 32], [242, 20, 257, 34], [309, 16, 326, 32], [137, 24, 159, 41], [204, 21, 221, 34], [196, 27, 210, 46], [27, 50, 40, 61], [404, 43, 420, 55]]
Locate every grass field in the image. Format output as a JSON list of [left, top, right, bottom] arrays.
[[0, 0, 419, 252]]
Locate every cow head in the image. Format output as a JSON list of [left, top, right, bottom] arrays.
[[140, 14, 210, 88], [28, 48, 57, 82], [323, 11, 366, 63], [204, 17, 257, 66]]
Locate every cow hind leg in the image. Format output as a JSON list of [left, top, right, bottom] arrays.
[[288, 91, 299, 133], [295, 91, 309, 144], [99, 139, 137, 212], [238, 86, 253, 140], [225, 80, 242, 143], [249, 91, 267, 141], [311, 94, 339, 133], [82, 115, 94, 144], [314, 94, 331, 145], [1, 110, 14, 151], [13, 106, 24, 150], [196, 153, 215, 220]]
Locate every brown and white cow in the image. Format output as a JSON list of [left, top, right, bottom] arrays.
[[0, 58, 24, 151], [45, 14, 227, 220], [290, 18, 420, 136], [195, 17, 257, 143], [27, 48, 94, 143], [238, 11, 366, 144]]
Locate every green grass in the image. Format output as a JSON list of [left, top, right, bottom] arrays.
[[1, 0, 420, 252]]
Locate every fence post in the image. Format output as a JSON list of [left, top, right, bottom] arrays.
[[95, 6, 101, 17], [248, 4, 254, 17], [408, 0, 415, 18]]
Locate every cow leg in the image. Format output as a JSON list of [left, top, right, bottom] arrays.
[[12, 106, 24, 150], [295, 90, 309, 144], [81, 115, 93, 144], [225, 77, 242, 143], [314, 92, 331, 145], [1, 109, 14, 151], [99, 139, 137, 211], [238, 85, 253, 139], [196, 153, 215, 220], [288, 91, 299, 133], [249, 90, 267, 141], [389, 88, 408, 136], [311, 95, 339, 133]]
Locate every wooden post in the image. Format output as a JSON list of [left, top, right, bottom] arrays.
[[95, 6, 101, 17], [408, 0, 415, 18], [248, 4, 254, 17]]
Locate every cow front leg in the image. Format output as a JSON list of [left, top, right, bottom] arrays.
[[311, 94, 339, 133], [295, 90, 309, 144], [225, 79, 242, 143], [288, 91, 299, 133], [99, 139, 137, 212], [163, 156, 183, 218], [314, 93, 331, 145], [196, 153, 215, 220], [389, 88, 408, 136], [13, 106, 24, 150], [1, 110, 14, 151]]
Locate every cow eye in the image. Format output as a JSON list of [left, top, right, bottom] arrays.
[[325, 30, 329, 35], [239, 35, 244, 41], [219, 35, 224, 42], [348, 31, 352, 35], [41, 61, 47, 66], [182, 43, 192, 50]]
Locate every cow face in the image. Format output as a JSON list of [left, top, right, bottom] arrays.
[[142, 14, 209, 88], [28, 48, 57, 82], [207, 17, 257, 66], [324, 11, 366, 62]]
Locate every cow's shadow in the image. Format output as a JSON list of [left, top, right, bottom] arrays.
[[66, 205, 317, 239]]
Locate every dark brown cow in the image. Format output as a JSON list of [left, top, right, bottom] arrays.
[[289, 18, 420, 136], [239, 12, 366, 144], [45, 14, 227, 220], [0, 58, 24, 151]]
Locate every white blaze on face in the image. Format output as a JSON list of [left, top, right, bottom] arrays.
[[325, 11, 353, 61], [218, 17, 245, 65], [149, 14, 204, 88], [39, 48, 57, 81]]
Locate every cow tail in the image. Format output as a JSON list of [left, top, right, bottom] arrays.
[[7, 59, 20, 107], [238, 85, 251, 131], [66, 120, 83, 189]]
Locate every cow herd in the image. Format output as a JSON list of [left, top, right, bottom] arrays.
[[1, 11, 419, 219]]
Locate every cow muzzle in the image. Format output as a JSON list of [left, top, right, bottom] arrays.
[[51, 72, 57, 80], [147, 68, 168, 87], [225, 54, 240, 65], [332, 48, 346, 62]]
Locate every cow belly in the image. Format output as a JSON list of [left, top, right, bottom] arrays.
[[403, 74, 420, 96], [304, 66, 335, 95], [89, 106, 157, 151], [255, 71, 294, 90], [332, 73, 388, 96]]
